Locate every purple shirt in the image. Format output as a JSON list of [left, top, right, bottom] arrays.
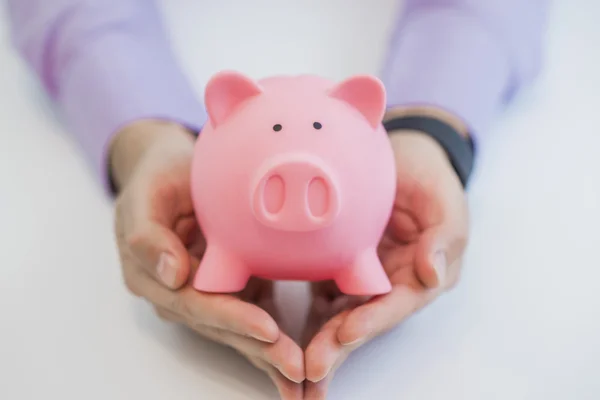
[[6, 0, 549, 191]]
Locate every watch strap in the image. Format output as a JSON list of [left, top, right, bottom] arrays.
[[383, 115, 475, 187]]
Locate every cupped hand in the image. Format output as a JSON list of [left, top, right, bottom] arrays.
[[110, 120, 305, 399], [303, 130, 469, 398]]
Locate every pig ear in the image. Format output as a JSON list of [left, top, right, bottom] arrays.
[[205, 71, 263, 127], [328, 75, 386, 129]]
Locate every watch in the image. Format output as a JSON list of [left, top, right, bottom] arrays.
[[383, 115, 475, 188]]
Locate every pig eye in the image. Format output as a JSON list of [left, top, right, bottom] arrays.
[[273, 124, 282, 132], [313, 122, 322, 130]]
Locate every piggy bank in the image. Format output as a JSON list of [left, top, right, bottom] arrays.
[[190, 71, 396, 295]]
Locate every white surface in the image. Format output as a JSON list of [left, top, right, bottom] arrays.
[[1, 1, 600, 399]]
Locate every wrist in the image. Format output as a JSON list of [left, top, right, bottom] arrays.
[[390, 132, 462, 188], [108, 119, 195, 191], [384, 106, 473, 187]]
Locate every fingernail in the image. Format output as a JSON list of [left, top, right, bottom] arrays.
[[310, 366, 331, 383], [341, 337, 366, 347], [432, 250, 446, 287], [249, 333, 276, 343], [157, 253, 177, 287], [274, 364, 304, 383], [339, 311, 371, 346]]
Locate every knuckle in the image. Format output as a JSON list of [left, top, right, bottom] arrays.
[[114, 202, 148, 260], [154, 306, 172, 321], [124, 230, 146, 251], [113, 196, 130, 234], [245, 355, 267, 371], [124, 277, 142, 297], [210, 327, 236, 347], [122, 267, 143, 297], [168, 295, 193, 318]]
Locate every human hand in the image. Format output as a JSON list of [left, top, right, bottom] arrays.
[[110, 120, 305, 399], [303, 118, 470, 398]]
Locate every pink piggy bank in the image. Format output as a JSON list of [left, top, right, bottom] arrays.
[[190, 71, 396, 295]]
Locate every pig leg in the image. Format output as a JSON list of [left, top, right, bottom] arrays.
[[193, 245, 250, 293], [335, 249, 392, 295]]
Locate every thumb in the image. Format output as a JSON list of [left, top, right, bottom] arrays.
[[415, 223, 467, 289], [126, 222, 191, 289]]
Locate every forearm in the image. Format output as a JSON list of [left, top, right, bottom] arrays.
[[382, 0, 551, 140], [7, 0, 205, 192]]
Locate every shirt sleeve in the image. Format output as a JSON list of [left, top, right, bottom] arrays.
[[382, 0, 551, 141], [6, 0, 206, 191]]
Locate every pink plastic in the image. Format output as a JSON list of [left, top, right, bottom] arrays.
[[190, 71, 396, 295]]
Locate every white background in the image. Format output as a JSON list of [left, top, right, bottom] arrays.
[[1, 1, 599, 399]]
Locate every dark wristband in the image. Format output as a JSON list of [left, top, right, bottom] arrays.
[[383, 115, 475, 188]]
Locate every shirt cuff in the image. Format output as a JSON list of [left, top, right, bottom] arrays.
[[381, 6, 512, 142], [56, 30, 206, 195]]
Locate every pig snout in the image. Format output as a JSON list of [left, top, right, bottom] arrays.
[[251, 153, 341, 232]]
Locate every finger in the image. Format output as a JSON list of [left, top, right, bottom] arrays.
[[117, 187, 192, 290], [305, 303, 381, 390], [254, 295, 281, 326], [302, 293, 370, 348], [301, 297, 333, 349], [217, 329, 305, 384], [173, 214, 203, 248], [125, 222, 191, 289], [192, 324, 304, 386], [336, 285, 433, 346], [415, 222, 467, 289], [303, 376, 332, 400], [249, 357, 304, 400], [174, 215, 207, 276], [240, 279, 285, 333], [415, 227, 448, 289], [190, 326, 304, 399], [267, 368, 304, 400], [392, 172, 444, 232], [154, 305, 182, 322], [117, 168, 196, 290], [387, 207, 421, 243], [305, 310, 352, 383], [134, 270, 280, 342]]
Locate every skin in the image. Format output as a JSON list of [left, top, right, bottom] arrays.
[[302, 107, 470, 398], [109, 105, 469, 399], [110, 121, 305, 399]]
